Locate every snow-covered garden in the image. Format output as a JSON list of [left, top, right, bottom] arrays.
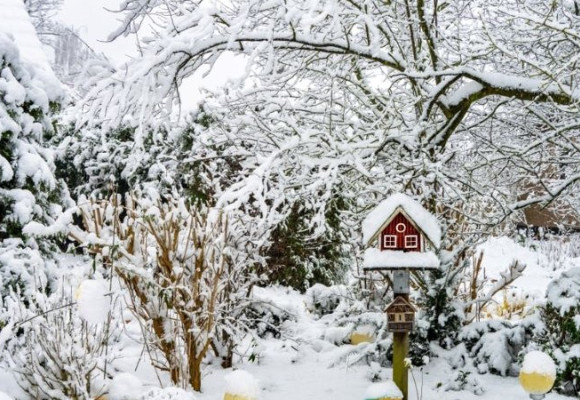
[[0, 0, 579, 399]]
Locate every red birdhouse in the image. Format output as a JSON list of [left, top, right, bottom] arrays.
[[379, 212, 422, 252], [362, 194, 441, 270]]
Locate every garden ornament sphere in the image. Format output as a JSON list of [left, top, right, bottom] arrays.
[[519, 351, 557, 400]]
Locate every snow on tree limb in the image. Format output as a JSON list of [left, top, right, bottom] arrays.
[[72, 0, 580, 235]]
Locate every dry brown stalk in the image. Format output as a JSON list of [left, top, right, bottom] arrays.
[[72, 194, 243, 391]]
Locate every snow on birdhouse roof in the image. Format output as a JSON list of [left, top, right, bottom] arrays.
[[363, 248, 440, 270], [0, 0, 61, 97], [362, 193, 441, 248]]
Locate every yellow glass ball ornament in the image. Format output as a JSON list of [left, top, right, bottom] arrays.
[[519, 351, 557, 399]]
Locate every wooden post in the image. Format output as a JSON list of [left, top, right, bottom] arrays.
[[392, 324, 409, 400], [392, 271, 410, 400]]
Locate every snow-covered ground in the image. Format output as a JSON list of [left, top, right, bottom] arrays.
[[478, 235, 580, 313], [1, 235, 578, 400]]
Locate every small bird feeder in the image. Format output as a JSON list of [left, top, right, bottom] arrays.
[[385, 296, 416, 333]]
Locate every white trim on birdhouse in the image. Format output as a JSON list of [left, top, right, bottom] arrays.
[[405, 235, 418, 248], [383, 235, 397, 248], [362, 193, 441, 249]]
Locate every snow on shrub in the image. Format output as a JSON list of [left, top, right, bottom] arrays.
[[5, 286, 118, 400], [537, 267, 580, 395], [458, 320, 534, 376], [0, 239, 48, 301], [0, 31, 67, 243], [246, 286, 304, 339], [140, 387, 196, 400], [320, 302, 392, 368], [441, 369, 485, 395], [305, 284, 351, 316], [73, 194, 260, 391], [75, 279, 110, 324]]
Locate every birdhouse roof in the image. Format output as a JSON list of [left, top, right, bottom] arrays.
[[362, 194, 441, 248], [385, 296, 416, 313]]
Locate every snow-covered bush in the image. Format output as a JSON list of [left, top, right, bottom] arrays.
[[246, 289, 299, 339], [441, 369, 484, 395], [537, 268, 580, 395], [457, 320, 540, 376], [263, 196, 351, 291], [0, 31, 66, 243], [305, 284, 351, 316], [57, 124, 169, 198], [0, 239, 49, 306], [0, 30, 69, 334], [460, 321, 525, 376], [314, 296, 393, 368], [4, 285, 117, 400], [62, 97, 352, 292], [139, 387, 196, 400], [73, 193, 260, 391]]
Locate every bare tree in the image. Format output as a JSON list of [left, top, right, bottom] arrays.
[[71, 193, 259, 391]]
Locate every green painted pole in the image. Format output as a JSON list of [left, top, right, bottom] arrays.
[[391, 271, 410, 400], [392, 330, 409, 400]]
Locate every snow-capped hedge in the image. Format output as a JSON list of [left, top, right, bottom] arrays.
[[540, 267, 580, 395]]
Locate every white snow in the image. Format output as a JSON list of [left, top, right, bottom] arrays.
[[0, 392, 14, 400], [521, 351, 557, 378], [0, 322, 13, 354], [5, 189, 36, 224], [477, 236, 580, 304], [16, 153, 56, 189], [1, 257, 578, 400], [140, 387, 197, 400], [362, 194, 441, 249], [0, 155, 14, 182], [0, 0, 54, 73], [74, 279, 110, 324], [109, 373, 145, 400], [363, 248, 440, 269], [224, 370, 260, 398], [364, 381, 403, 399], [546, 268, 580, 316]]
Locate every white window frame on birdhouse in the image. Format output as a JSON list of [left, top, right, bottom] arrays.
[[395, 222, 407, 233], [405, 235, 418, 248], [383, 235, 397, 248]]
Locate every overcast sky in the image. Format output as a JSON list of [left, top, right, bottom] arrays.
[[58, 0, 136, 64]]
